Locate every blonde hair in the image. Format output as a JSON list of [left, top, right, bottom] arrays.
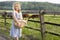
[[12, 2, 21, 12]]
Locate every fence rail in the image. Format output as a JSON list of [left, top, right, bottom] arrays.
[[28, 20, 60, 26]]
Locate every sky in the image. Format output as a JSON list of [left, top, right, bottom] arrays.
[[0, 0, 60, 4]]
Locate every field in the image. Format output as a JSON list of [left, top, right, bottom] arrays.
[[0, 15, 60, 40]]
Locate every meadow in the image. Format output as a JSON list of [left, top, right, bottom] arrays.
[[0, 15, 60, 40]]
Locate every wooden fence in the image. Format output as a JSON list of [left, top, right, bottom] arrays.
[[1, 10, 60, 40], [25, 10, 60, 40]]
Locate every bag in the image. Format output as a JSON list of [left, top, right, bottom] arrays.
[[14, 20, 27, 28]]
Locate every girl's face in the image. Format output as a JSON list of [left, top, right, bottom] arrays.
[[14, 3, 20, 11]]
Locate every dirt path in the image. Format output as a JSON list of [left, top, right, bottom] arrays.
[[0, 36, 6, 40]]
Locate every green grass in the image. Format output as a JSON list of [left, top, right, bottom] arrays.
[[0, 15, 60, 40]]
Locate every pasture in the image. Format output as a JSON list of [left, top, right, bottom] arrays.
[[0, 14, 60, 40]]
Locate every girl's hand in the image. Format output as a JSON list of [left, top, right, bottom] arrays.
[[19, 23, 24, 28], [23, 20, 27, 24], [17, 23, 21, 28]]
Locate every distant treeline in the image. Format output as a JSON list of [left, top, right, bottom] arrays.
[[0, 1, 60, 11]]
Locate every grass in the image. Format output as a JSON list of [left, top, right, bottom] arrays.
[[0, 15, 60, 40]]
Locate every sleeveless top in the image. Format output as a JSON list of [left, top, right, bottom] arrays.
[[13, 11, 23, 24], [14, 11, 23, 20]]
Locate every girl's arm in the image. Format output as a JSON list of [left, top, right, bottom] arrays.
[[12, 12, 19, 24], [20, 13, 27, 24], [20, 12, 23, 20]]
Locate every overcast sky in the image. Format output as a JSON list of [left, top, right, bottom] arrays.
[[0, 0, 60, 4]]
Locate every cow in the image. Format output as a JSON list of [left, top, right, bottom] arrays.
[[29, 15, 39, 19], [7, 12, 12, 18]]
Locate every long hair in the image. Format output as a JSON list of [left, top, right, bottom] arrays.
[[12, 2, 21, 13]]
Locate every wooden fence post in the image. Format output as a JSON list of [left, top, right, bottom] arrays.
[[39, 10, 46, 40], [4, 11, 7, 25]]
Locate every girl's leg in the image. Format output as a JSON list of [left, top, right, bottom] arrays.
[[13, 37, 19, 40], [20, 28, 22, 37]]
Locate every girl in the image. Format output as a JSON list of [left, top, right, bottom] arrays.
[[10, 2, 26, 40]]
